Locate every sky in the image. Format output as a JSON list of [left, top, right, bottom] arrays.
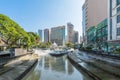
[[0, 0, 85, 36]]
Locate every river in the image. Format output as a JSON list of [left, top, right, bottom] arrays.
[[22, 50, 92, 80]]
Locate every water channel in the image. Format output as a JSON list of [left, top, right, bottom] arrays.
[[22, 53, 92, 80]]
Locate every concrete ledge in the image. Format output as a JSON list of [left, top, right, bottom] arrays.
[[15, 59, 38, 80], [67, 55, 101, 80], [86, 62, 120, 78], [80, 50, 120, 60], [79, 51, 120, 66], [0, 54, 38, 80], [0, 53, 32, 66]]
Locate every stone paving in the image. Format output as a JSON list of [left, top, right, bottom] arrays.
[[0, 54, 38, 80]]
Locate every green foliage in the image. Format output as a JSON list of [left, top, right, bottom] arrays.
[[78, 42, 86, 51], [45, 42, 51, 48], [65, 42, 74, 48], [0, 14, 25, 47], [38, 42, 52, 48], [79, 43, 83, 48], [113, 48, 120, 54], [27, 32, 40, 47], [86, 46, 92, 50], [0, 14, 40, 48], [79, 47, 85, 51]]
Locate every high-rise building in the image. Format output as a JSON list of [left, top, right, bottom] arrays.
[[82, 3, 87, 46], [84, 0, 107, 31], [108, 0, 120, 42], [67, 23, 74, 43], [73, 31, 79, 44], [82, 3, 86, 38], [50, 26, 65, 46], [82, 0, 107, 46], [80, 36, 83, 44], [44, 29, 49, 43], [38, 29, 43, 41]]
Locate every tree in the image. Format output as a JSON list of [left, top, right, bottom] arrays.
[[0, 14, 40, 49], [45, 42, 52, 48], [0, 14, 25, 47], [65, 42, 74, 48], [27, 32, 40, 48]]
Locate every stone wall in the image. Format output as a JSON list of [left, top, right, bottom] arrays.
[[15, 48, 27, 56]]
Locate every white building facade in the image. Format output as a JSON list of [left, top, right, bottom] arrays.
[[108, 0, 120, 42], [82, 3, 87, 46]]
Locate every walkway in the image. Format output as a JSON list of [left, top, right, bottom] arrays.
[[0, 54, 38, 80], [68, 50, 120, 80]]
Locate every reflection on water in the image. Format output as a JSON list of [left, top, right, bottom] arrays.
[[23, 55, 91, 80], [41, 56, 74, 74], [22, 62, 41, 80]]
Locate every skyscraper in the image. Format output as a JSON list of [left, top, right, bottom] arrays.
[[84, 0, 107, 31], [44, 29, 49, 43], [82, 3, 87, 46], [82, 0, 107, 46], [50, 26, 65, 46], [73, 31, 79, 44], [67, 23, 74, 43], [82, 3, 86, 38], [38, 29, 43, 41]]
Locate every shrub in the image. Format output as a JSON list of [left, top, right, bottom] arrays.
[[113, 48, 120, 54], [86, 46, 92, 50]]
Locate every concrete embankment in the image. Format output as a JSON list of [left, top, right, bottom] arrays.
[[79, 51, 120, 65], [67, 53, 101, 80], [68, 50, 120, 80], [0, 54, 39, 80]]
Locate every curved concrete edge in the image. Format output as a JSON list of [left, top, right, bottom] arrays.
[[79, 51, 120, 68], [15, 59, 38, 80], [0, 53, 32, 66], [67, 55, 101, 80], [13, 53, 32, 59], [86, 62, 120, 78], [80, 50, 120, 60]]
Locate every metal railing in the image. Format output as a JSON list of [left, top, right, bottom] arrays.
[[0, 56, 11, 66]]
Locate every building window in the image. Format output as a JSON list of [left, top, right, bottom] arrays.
[[117, 7, 120, 12], [110, 19, 112, 39], [117, 27, 120, 35], [102, 27, 107, 36], [117, 0, 120, 6], [117, 14, 120, 23], [110, 0, 112, 17]]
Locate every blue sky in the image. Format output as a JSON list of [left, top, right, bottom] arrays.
[[0, 0, 85, 36]]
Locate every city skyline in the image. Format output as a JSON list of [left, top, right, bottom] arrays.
[[0, 0, 85, 36], [38, 23, 79, 44]]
